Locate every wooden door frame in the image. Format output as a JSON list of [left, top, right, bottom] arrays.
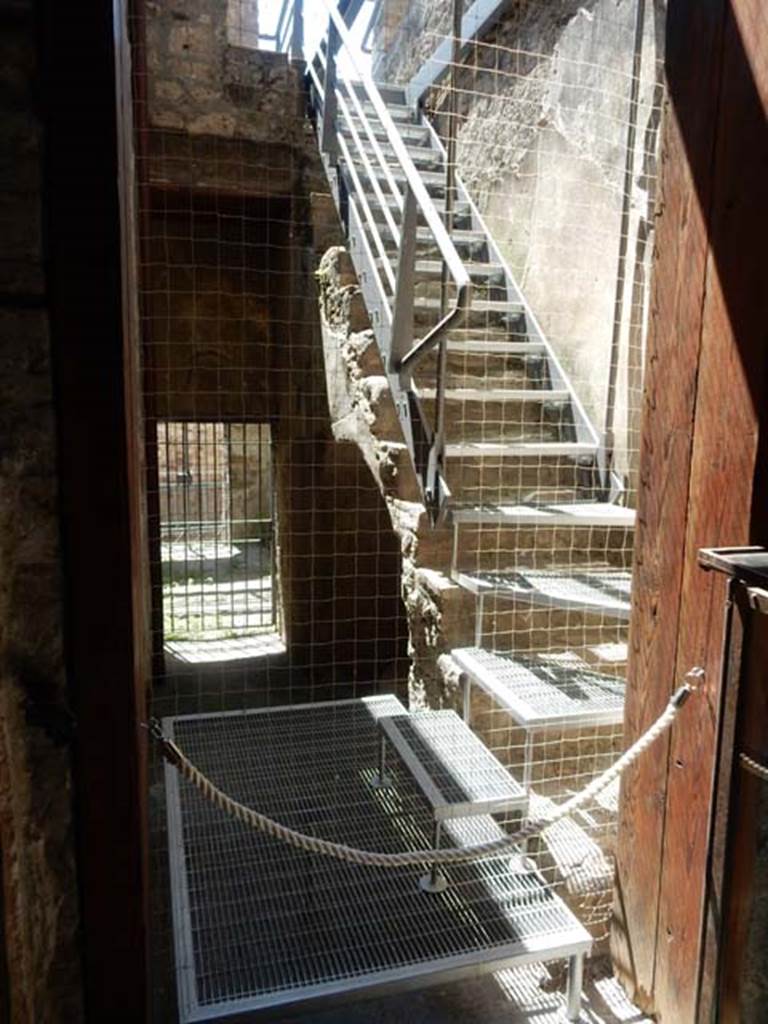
[[612, 1, 768, 1020], [44, 0, 150, 1018]]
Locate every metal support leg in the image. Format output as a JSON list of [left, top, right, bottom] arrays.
[[522, 729, 535, 791], [475, 593, 484, 648], [520, 729, 536, 854], [371, 733, 391, 788], [462, 675, 471, 725], [419, 820, 448, 893], [566, 952, 584, 1021]]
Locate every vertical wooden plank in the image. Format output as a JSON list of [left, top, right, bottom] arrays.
[[44, 0, 150, 1018], [653, 1, 768, 1018], [611, 0, 727, 1008]]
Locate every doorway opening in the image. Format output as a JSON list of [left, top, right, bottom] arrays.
[[157, 421, 280, 662]]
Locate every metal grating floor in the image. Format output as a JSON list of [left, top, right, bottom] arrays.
[[165, 697, 590, 1021], [381, 711, 528, 819], [456, 568, 631, 619], [452, 648, 626, 728]]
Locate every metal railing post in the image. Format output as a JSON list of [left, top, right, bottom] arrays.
[[291, 0, 304, 59], [390, 184, 417, 376], [603, 0, 645, 496], [428, 0, 464, 521], [321, 16, 341, 157]]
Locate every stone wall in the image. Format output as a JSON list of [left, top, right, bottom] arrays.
[[317, 246, 470, 708], [142, 191, 408, 695], [0, 1, 83, 1020], [145, 0, 301, 145], [374, 0, 663, 498], [140, 0, 409, 697]]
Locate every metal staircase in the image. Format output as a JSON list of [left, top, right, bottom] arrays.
[[307, 0, 634, 767]]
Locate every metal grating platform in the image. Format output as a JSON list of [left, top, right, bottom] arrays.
[[455, 567, 632, 619], [452, 648, 626, 728], [380, 711, 528, 819], [164, 696, 590, 1021]]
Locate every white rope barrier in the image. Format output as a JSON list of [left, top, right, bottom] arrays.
[[740, 752, 768, 783], [149, 681, 696, 870]]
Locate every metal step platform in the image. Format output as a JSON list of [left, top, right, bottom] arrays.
[[454, 566, 632, 619], [164, 697, 591, 1022], [451, 501, 636, 528], [452, 647, 626, 730], [376, 710, 528, 819]]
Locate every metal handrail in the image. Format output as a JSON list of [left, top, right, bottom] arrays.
[[311, 0, 472, 515], [318, 0, 471, 325], [258, 0, 303, 57]]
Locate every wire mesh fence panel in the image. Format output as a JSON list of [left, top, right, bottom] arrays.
[[158, 421, 276, 644], [127, 0, 664, 1020]]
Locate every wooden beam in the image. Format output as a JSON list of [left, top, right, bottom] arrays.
[[613, 0, 768, 1018], [611, 0, 727, 1009], [653, 2, 768, 1018], [44, 0, 150, 1018]]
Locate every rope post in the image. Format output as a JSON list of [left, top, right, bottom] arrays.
[[419, 821, 448, 894]]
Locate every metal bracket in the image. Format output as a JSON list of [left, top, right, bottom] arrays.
[[698, 546, 768, 592]]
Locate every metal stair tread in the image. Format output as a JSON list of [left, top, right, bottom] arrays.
[[383, 226, 486, 245], [451, 502, 636, 527], [375, 257, 505, 281], [356, 103, 416, 123], [445, 440, 597, 457], [413, 258, 504, 280], [444, 339, 546, 354], [343, 116, 427, 140], [418, 387, 570, 402], [452, 647, 626, 728], [356, 165, 447, 188], [415, 298, 522, 316], [453, 566, 631, 619], [349, 136, 443, 165], [379, 710, 528, 820]]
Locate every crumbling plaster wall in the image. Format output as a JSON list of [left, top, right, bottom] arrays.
[[0, 2, 83, 1020], [316, 245, 474, 709], [375, 0, 663, 498]]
